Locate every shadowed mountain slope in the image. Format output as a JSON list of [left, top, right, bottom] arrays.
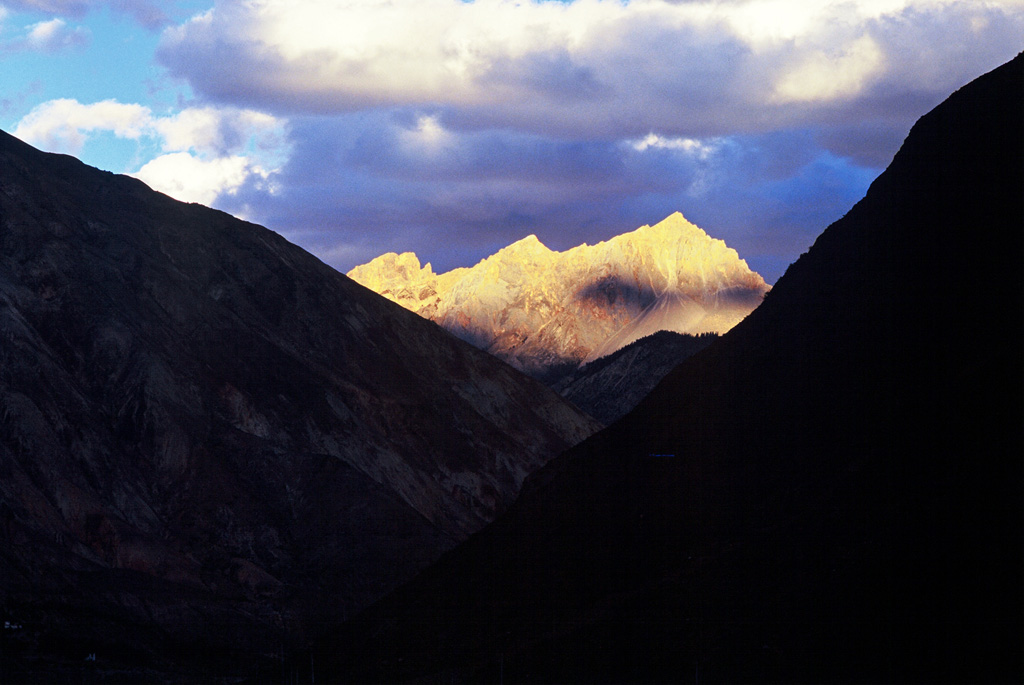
[[323, 53, 1024, 684], [0, 130, 599, 679], [553, 331, 718, 424]]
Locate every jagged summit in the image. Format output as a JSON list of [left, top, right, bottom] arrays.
[[349, 212, 768, 380], [503, 233, 551, 252], [349, 250, 430, 279], [630, 210, 710, 243]]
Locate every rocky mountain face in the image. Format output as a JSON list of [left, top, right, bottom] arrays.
[[324, 54, 1023, 684], [0, 130, 599, 679], [348, 213, 768, 381], [553, 331, 718, 424]]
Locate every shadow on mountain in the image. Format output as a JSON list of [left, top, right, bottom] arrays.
[[320, 53, 1023, 684], [573, 276, 658, 310]]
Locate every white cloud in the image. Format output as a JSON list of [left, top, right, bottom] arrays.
[[13, 99, 151, 154], [160, 0, 616, 108], [772, 35, 886, 103], [24, 17, 89, 51], [12, 98, 289, 206], [631, 134, 717, 159], [152, 107, 282, 157], [0, 16, 90, 53], [27, 18, 65, 42], [400, 115, 453, 155], [133, 152, 265, 206], [158, 0, 1024, 139]]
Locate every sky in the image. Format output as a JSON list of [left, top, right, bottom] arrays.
[[1, 1, 1021, 283]]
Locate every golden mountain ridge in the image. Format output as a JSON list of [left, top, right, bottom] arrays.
[[348, 212, 769, 378]]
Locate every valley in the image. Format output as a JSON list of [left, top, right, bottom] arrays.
[[324, 50, 1024, 684], [0, 37, 1019, 685]]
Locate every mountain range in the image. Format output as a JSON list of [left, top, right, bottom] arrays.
[[348, 212, 768, 381], [321, 52, 1024, 684], [0, 127, 598, 679], [0, 48, 1019, 685]]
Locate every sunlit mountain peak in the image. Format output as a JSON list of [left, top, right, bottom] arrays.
[[349, 213, 767, 381]]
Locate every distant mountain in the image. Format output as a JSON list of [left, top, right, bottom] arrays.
[[553, 331, 718, 424], [0, 130, 599, 679], [349, 212, 768, 381], [323, 54, 1023, 684]]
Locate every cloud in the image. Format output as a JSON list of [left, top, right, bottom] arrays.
[[772, 35, 886, 104], [158, 0, 1024, 139], [13, 98, 151, 154], [25, 17, 89, 49], [149, 0, 1024, 284], [631, 134, 717, 159], [133, 152, 268, 206], [10, 0, 1021, 288], [12, 98, 289, 205], [151, 107, 285, 158], [208, 111, 875, 284], [1, 0, 168, 28], [0, 17, 90, 53]]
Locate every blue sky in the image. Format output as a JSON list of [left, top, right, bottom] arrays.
[[1, 1, 1021, 283]]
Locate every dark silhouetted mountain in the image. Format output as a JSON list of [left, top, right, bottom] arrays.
[[553, 331, 718, 424], [322, 53, 1023, 684], [0, 130, 599, 679]]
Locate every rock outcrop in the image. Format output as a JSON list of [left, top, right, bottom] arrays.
[[349, 213, 768, 380]]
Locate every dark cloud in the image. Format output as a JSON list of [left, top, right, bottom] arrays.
[[481, 50, 610, 102], [212, 112, 881, 283], [814, 121, 907, 168]]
